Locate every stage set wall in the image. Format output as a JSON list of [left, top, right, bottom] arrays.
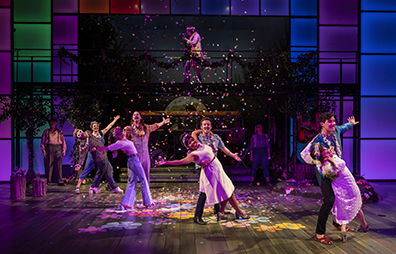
[[0, 0, 394, 181]]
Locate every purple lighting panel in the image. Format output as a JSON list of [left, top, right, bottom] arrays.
[[53, 16, 78, 44], [319, 26, 357, 51], [0, 9, 10, 50], [53, 0, 78, 13], [141, 0, 170, 14], [0, 141, 11, 181], [231, 0, 259, 16], [319, 63, 356, 84], [361, 140, 396, 180], [319, 0, 357, 25], [0, 53, 11, 94]]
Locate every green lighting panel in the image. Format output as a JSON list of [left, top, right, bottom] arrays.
[[14, 0, 51, 22]]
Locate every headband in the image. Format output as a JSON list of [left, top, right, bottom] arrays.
[[90, 121, 99, 129], [182, 133, 192, 148], [113, 126, 123, 137]]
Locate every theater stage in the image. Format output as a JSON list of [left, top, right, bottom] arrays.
[[1, 181, 396, 254]]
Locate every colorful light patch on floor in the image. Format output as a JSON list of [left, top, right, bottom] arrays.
[[71, 183, 311, 234]]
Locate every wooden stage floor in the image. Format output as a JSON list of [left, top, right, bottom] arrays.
[[1, 181, 396, 254]]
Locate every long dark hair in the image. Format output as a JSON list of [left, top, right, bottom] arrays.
[[130, 111, 147, 132]]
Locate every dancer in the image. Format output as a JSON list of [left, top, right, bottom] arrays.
[[301, 143, 369, 242], [74, 116, 120, 194], [130, 111, 170, 185], [191, 117, 241, 224], [300, 112, 359, 244], [156, 133, 249, 223], [73, 129, 123, 194], [41, 118, 67, 185], [183, 26, 203, 83], [98, 127, 153, 210], [249, 124, 271, 186]]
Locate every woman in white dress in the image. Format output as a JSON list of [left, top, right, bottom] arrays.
[[302, 142, 369, 242], [155, 133, 249, 221]]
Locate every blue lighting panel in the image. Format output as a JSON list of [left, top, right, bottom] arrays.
[[361, 55, 396, 96], [362, 0, 396, 11], [291, 18, 317, 46], [261, 0, 288, 16], [231, 0, 259, 16], [171, 0, 199, 14], [361, 98, 396, 138], [291, 0, 317, 16], [361, 13, 396, 53], [201, 0, 229, 15]]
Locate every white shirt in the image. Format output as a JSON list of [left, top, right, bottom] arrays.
[[107, 138, 138, 156]]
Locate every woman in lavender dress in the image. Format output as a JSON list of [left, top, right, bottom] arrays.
[[301, 142, 369, 242]]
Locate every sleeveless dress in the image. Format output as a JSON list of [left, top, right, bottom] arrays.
[[190, 144, 235, 205]]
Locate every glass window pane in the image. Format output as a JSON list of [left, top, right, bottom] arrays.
[[201, 0, 229, 15], [53, 16, 78, 44], [231, 0, 259, 16], [141, 0, 170, 14], [361, 98, 396, 138], [0, 8, 11, 50], [361, 55, 396, 96], [111, 0, 139, 14], [0, 0, 11, 6], [0, 53, 11, 94], [0, 140, 11, 181], [361, 140, 396, 180], [361, 13, 396, 53], [33, 62, 51, 82], [319, 26, 357, 51], [319, 0, 357, 25], [80, 0, 109, 13], [291, 0, 317, 16], [261, 0, 288, 16], [14, 24, 51, 49], [362, 0, 396, 11], [291, 18, 317, 46], [14, 62, 31, 82], [14, 0, 51, 22], [53, 0, 78, 13], [171, 0, 199, 15]]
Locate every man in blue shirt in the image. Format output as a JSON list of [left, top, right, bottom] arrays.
[[191, 117, 241, 225]]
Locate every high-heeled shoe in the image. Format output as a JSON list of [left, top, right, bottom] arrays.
[[120, 204, 133, 211], [217, 212, 228, 221], [339, 231, 347, 243], [235, 212, 250, 220], [356, 223, 370, 232], [89, 187, 101, 194]]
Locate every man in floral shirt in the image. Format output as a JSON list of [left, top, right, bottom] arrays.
[[301, 112, 359, 244]]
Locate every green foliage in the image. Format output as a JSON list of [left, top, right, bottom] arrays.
[[55, 87, 108, 130], [0, 93, 51, 135], [0, 92, 51, 180]]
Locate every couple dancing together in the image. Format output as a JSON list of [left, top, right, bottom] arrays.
[[301, 112, 369, 244], [156, 117, 250, 222]]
